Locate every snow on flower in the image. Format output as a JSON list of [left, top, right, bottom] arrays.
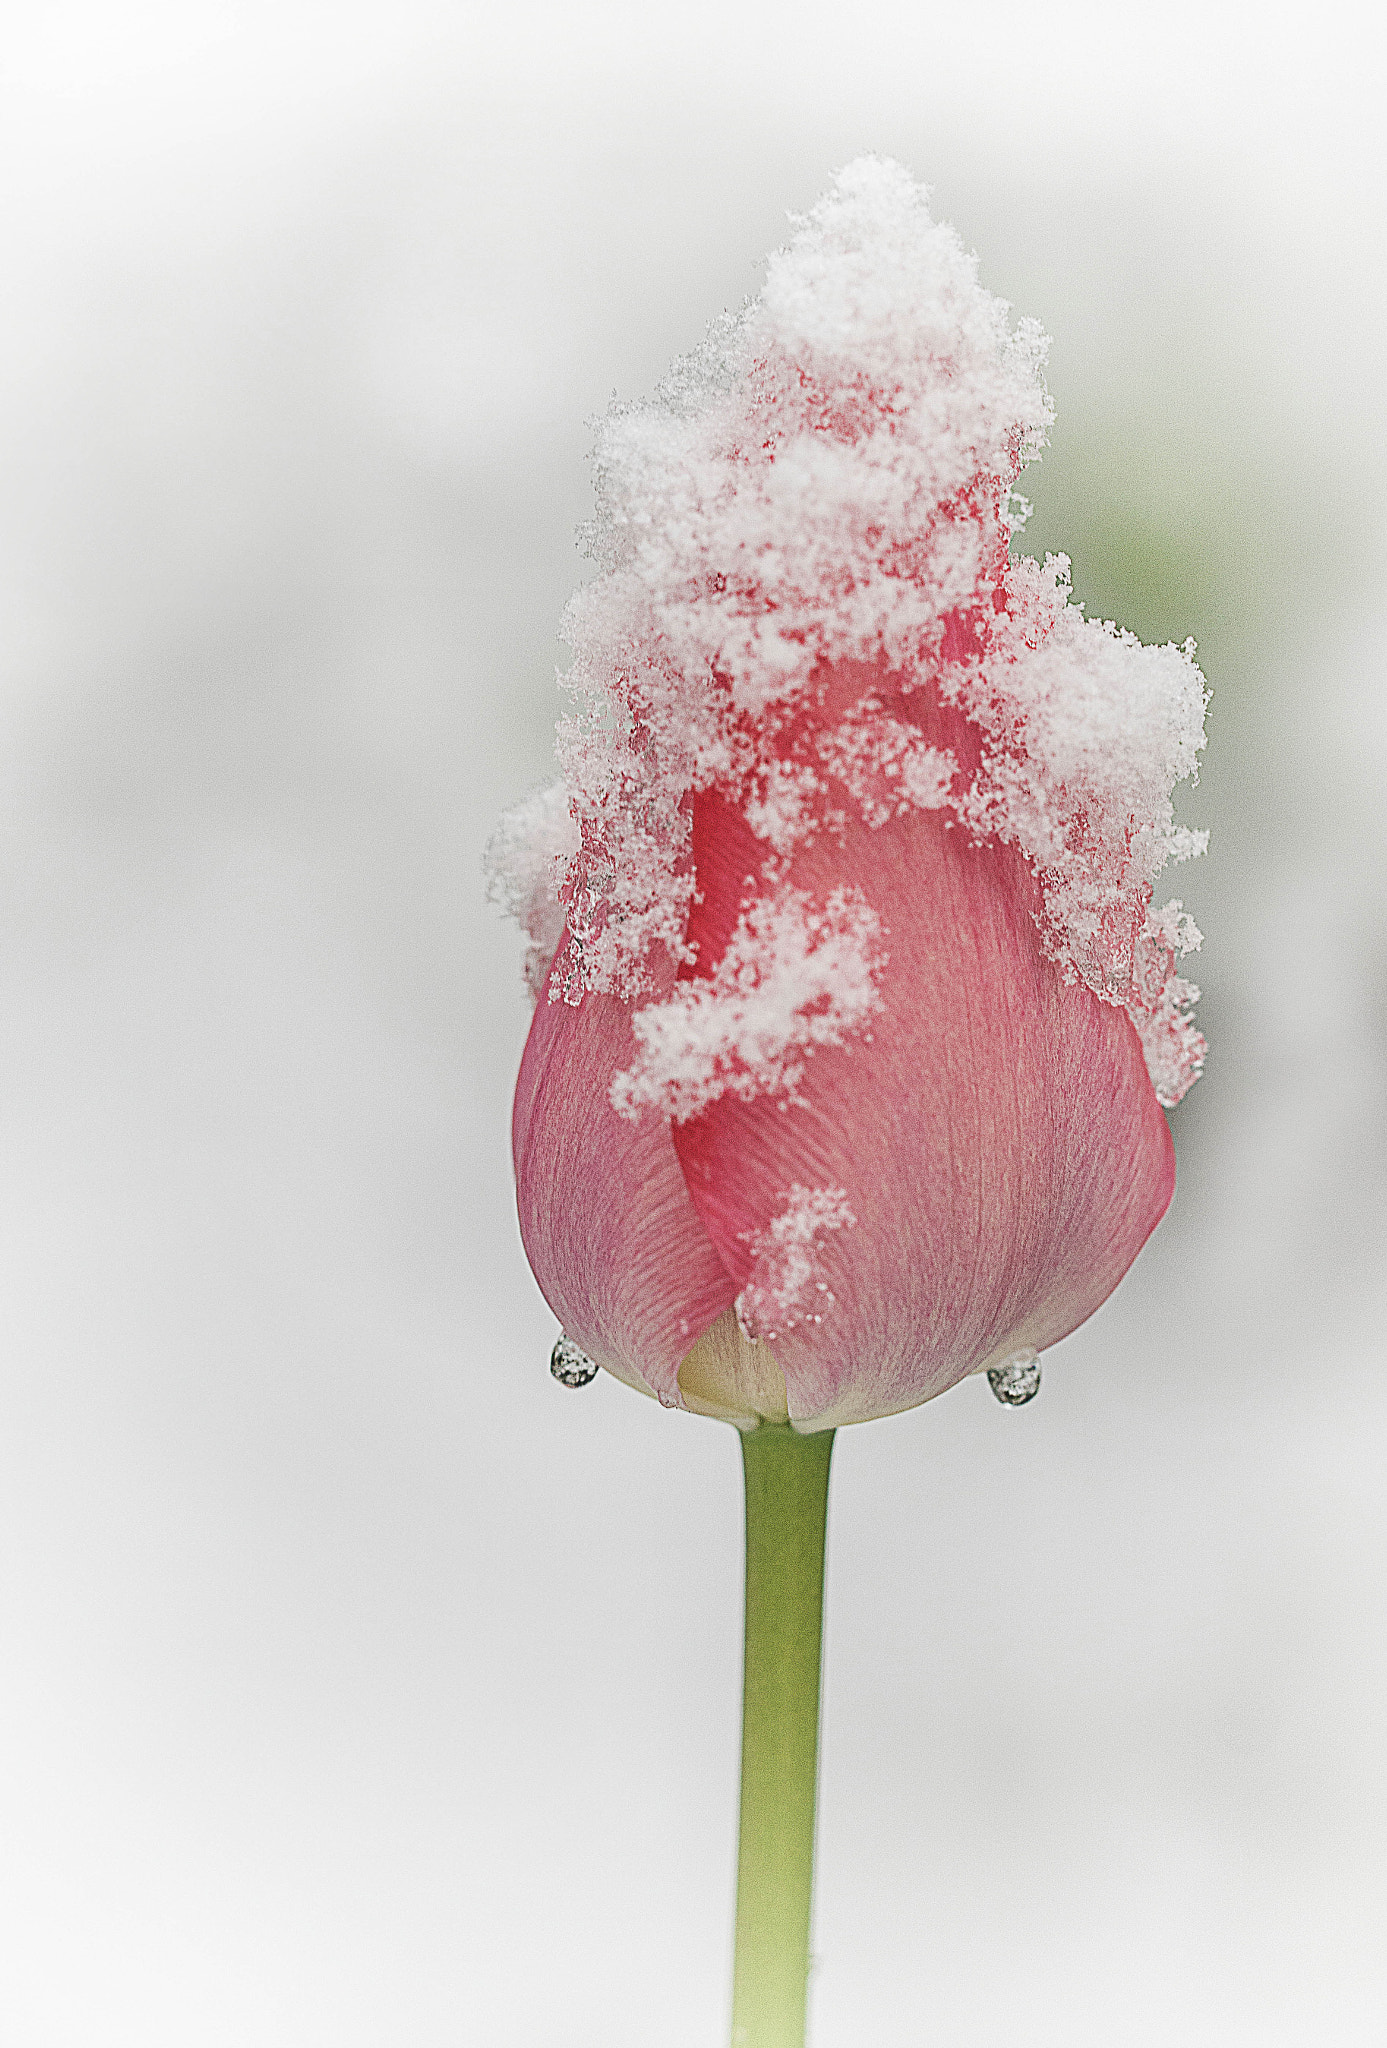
[[736, 1186, 858, 1345], [493, 157, 1208, 1429], [492, 155, 1207, 1110], [610, 885, 886, 1123]]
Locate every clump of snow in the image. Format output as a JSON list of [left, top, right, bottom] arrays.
[[816, 701, 957, 827], [489, 156, 1209, 1108], [736, 1185, 857, 1343], [484, 780, 580, 1000], [611, 886, 885, 1122]]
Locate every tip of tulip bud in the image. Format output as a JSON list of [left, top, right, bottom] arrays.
[[491, 157, 1209, 1112]]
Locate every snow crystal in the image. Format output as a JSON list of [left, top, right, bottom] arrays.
[[490, 155, 1209, 1106], [736, 1185, 857, 1343]]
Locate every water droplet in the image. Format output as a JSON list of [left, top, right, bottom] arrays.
[[550, 1335, 599, 1389], [988, 1349, 1041, 1406]]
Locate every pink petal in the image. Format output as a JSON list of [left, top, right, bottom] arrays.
[[513, 962, 738, 1406], [671, 741, 1174, 1429]]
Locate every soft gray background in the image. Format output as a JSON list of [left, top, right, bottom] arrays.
[[1, 2, 1384, 2042]]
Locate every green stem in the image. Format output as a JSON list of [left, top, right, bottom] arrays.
[[731, 1423, 836, 2048]]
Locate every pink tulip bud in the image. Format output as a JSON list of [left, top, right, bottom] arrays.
[[490, 158, 1208, 1431]]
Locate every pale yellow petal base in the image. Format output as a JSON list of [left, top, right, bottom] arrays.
[[678, 1308, 790, 1429]]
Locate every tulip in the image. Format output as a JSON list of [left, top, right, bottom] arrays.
[[490, 157, 1207, 2046]]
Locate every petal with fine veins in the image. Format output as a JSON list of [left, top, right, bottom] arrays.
[[513, 966, 737, 1406]]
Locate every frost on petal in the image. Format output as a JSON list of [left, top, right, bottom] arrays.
[[610, 885, 886, 1122], [484, 781, 582, 1003], [736, 1185, 856, 1344], [492, 153, 1208, 1104]]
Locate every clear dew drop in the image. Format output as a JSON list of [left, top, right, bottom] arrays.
[[550, 1334, 600, 1389], [987, 1349, 1041, 1407]]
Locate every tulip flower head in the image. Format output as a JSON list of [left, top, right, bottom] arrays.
[[490, 158, 1208, 1432]]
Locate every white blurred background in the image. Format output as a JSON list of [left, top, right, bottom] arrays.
[[1, 2, 1384, 2041]]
